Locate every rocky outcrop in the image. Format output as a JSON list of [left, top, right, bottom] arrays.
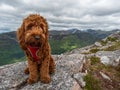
[[0, 54, 86, 90], [96, 50, 120, 66]]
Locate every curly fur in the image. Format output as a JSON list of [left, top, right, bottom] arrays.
[[17, 14, 55, 84]]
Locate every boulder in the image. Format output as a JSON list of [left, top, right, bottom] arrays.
[[0, 54, 85, 90], [96, 50, 120, 66]]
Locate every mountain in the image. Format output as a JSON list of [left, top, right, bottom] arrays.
[[0, 31, 25, 66], [85, 29, 118, 39], [0, 29, 117, 66], [49, 29, 117, 54], [0, 31, 120, 90]]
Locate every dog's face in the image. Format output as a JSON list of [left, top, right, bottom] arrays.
[[17, 14, 48, 48], [25, 22, 46, 47]]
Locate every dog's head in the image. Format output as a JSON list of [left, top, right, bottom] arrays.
[[17, 14, 48, 49]]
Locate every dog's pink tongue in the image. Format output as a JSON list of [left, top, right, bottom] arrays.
[[27, 46, 39, 61]]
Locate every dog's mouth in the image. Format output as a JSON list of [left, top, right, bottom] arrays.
[[25, 37, 42, 47], [27, 42, 42, 47]]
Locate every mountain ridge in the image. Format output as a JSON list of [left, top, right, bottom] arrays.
[[0, 29, 118, 66]]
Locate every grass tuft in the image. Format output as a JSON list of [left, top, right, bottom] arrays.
[[100, 40, 107, 46], [89, 48, 100, 53], [89, 56, 101, 65], [103, 41, 120, 51], [107, 37, 118, 42], [84, 73, 101, 90]]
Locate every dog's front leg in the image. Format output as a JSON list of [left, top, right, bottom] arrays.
[[40, 56, 51, 83], [27, 59, 38, 84], [49, 56, 55, 74]]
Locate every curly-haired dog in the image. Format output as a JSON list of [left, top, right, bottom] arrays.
[[17, 14, 55, 84]]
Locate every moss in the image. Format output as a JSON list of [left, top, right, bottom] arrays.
[[89, 56, 100, 65], [107, 37, 118, 42], [81, 52, 91, 55], [89, 48, 100, 53], [115, 65, 120, 72], [84, 73, 101, 90], [114, 65, 120, 77], [82, 48, 100, 54], [104, 45, 116, 51], [100, 37, 118, 46], [84, 55, 120, 90], [100, 40, 108, 46], [104, 41, 120, 51]]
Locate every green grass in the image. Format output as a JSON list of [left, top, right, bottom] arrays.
[[83, 55, 120, 90], [103, 41, 120, 51], [106, 37, 118, 42], [83, 56, 102, 90], [89, 48, 100, 53], [49, 34, 94, 54], [0, 45, 25, 66], [100, 37, 118, 46], [89, 56, 100, 65], [100, 40, 108, 46], [84, 73, 101, 90]]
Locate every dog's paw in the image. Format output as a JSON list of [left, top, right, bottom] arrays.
[[24, 67, 29, 74], [49, 68, 55, 74], [27, 78, 38, 84], [40, 75, 51, 84]]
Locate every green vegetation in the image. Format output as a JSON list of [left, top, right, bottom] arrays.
[[100, 40, 107, 46], [89, 56, 100, 65], [104, 41, 120, 51], [0, 32, 25, 66], [0, 41, 25, 66], [49, 34, 97, 54], [83, 56, 120, 90], [100, 37, 118, 46], [84, 73, 101, 90], [106, 37, 118, 42], [89, 48, 100, 53]]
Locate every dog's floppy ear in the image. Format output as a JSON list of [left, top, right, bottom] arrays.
[[17, 21, 27, 50], [40, 22, 49, 40]]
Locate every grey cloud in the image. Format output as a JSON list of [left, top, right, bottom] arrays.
[[0, 0, 120, 33]]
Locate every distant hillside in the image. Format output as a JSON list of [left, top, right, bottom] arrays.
[[49, 29, 116, 54], [0, 29, 117, 66], [0, 31, 25, 66]]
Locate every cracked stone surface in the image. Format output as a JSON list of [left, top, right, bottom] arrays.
[[0, 54, 85, 90], [96, 50, 120, 66]]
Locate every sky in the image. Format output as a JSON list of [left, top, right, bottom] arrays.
[[0, 0, 120, 33]]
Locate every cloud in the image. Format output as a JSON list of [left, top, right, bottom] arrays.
[[0, 0, 120, 33]]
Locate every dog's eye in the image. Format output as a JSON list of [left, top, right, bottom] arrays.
[[40, 23, 44, 30], [39, 26, 45, 33], [27, 25, 32, 30]]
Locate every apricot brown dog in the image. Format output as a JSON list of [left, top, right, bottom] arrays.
[[17, 14, 55, 84]]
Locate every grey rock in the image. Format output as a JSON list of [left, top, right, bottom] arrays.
[[100, 72, 112, 81], [100, 56, 110, 65], [65, 45, 95, 55], [96, 50, 120, 66], [73, 73, 86, 88], [95, 42, 102, 47], [0, 54, 85, 90], [72, 82, 82, 90]]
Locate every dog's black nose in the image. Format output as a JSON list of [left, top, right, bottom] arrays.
[[34, 35, 40, 40]]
